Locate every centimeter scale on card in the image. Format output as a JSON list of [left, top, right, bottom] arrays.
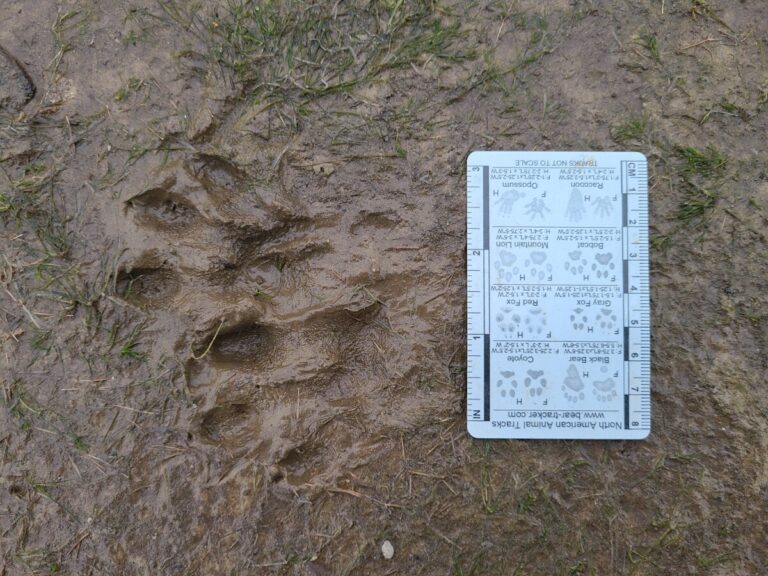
[[466, 151, 650, 440]]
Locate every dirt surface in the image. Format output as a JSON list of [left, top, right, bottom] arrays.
[[1, 1, 767, 574]]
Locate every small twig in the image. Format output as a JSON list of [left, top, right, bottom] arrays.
[[611, 29, 623, 50], [679, 37, 716, 51], [3, 288, 43, 329], [67, 530, 91, 557], [427, 524, 461, 550], [112, 404, 156, 415], [190, 319, 224, 360]]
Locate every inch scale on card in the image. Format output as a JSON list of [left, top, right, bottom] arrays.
[[621, 160, 651, 431], [466, 151, 650, 440], [466, 165, 489, 423]]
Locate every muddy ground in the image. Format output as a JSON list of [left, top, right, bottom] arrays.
[[1, 0, 767, 574]]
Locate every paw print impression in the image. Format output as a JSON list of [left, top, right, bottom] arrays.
[[522, 251, 552, 282], [493, 249, 518, 282], [524, 308, 547, 336], [125, 173, 204, 233], [497, 370, 519, 399], [595, 308, 618, 332], [564, 250, 588, 277], [570, 307, 589, 331], [592, 253, 616, 280], [523, 369, 548, 399], [495, 308, 522, 334], [202, 320, 282, 370], [562, 364, 585, 403], [495, 190, 526, 215], [592, 377, 618, 403]]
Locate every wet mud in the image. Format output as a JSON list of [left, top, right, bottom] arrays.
[[0, 44, 35, 113], [1, 1, 767, 574]]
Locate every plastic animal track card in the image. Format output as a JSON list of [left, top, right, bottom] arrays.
[[466, 151, 650, 440]]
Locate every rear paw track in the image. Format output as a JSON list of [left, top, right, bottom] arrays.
[[125, 185, 203, 231], [195, 319, 282, 369], [0, 44, 36, 112], [116, 265, 181, 306], [196, 402, 258, 445]]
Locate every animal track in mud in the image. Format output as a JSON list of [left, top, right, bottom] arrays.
[[188, 153, 245, 192], [275, 440, 327, 486], [116, 266, 181, 306], [200, 321, 281, 369], [0, 45, 36, 112], [187, 303, 382, 398], [126, 186, 202, 231], [118, 148, 390, 489], [198, 403, 256, 444], [350, 210, 400, 233]]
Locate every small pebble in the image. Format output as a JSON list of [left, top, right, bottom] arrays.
[[381, 540, 394, 560]]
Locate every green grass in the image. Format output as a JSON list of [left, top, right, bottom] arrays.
[[14, 549, 61, 573], [163, 0, 471, 107], [31, 329, 52, 351], [118, 323, 146, 360], [113, 77, 145, 102], [71, 433, 88, 451], [516, 490, 538, 514], [2, 162, 70, 258], [688, 0, 730, 28], [612, 116, 647, 143], [120, 339, 144, 360], [676, 186, 717, 221], [675, 145, 727, 179], [638, 32, 660, 61]]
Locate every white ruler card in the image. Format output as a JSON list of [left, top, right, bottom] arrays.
[[466, 151, 650, 440]]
